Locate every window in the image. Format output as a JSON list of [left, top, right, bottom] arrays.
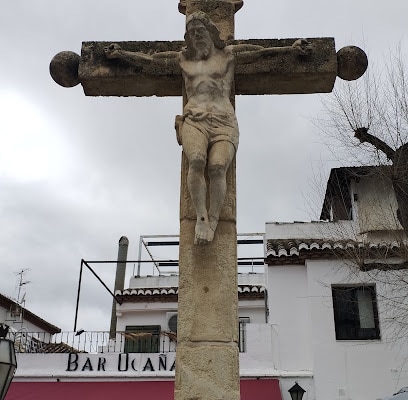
[[332, 286, 380, 340], [124, 325, 161, 353]]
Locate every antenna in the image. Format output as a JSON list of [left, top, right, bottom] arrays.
[[13, 268, 31, 306]]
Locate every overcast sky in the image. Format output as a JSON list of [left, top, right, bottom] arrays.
[[1, 0, 407, 332]]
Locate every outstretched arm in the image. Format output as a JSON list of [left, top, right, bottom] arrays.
[[104, 43, 179, 66], [354, 127, 396, 161], [231, 39, 311, 63]]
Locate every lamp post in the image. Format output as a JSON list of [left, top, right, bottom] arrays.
[[0, 324, 17, 400], [288, 382, 306, 400]]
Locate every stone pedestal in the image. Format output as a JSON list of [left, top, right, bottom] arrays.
[[175, 216, 239, 400], [175, 343, 239, 400]]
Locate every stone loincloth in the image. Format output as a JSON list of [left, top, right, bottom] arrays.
[[176, 110, 239, 151]]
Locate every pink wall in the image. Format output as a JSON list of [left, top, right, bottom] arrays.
[[7, 379, 281, 400]]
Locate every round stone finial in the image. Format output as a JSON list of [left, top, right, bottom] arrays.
[[337, 46, 368, 81], [49, 51, 80, 88]]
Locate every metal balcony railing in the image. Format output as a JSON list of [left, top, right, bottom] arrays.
[[11, 331, 177, 354], [11, 328, 248, 354]]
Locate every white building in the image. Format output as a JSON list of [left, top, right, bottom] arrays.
[[264, 166, 408, 400], [6, 166, 408, 400], [0, 292, 61, 353]]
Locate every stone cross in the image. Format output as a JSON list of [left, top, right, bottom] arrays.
[[50, 1, 367, 399]]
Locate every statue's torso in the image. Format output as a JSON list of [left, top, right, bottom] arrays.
[[180, 48, 235, 114]]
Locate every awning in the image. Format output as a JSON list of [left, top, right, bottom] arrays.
[[7, 379, 282, 399]]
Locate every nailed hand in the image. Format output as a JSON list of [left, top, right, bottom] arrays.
[[104, 43, 122, 59], [292, 39, 312, 56]]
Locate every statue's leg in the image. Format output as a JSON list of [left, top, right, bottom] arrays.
[[181, 124, 211, 244], [208, 141, 235, 235]]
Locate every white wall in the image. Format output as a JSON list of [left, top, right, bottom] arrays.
[[265, 221, 358, 241], [267, 264, 314, 373], [306, 259, 408, 400], [239, 302, 266, 323], [116, 303, 178, 333], [117, 302, 267, 332], [0, 305, 53, 334], [356, 174, 401, 233], [128, 275, 179, 289], [265, 257, 408, 400]]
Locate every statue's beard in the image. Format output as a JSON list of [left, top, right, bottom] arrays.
[[191, 39, 212, 59], [196, 46, 210, 59]]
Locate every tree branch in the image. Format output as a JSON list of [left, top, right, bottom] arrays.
[[354, 127, 396, 161]]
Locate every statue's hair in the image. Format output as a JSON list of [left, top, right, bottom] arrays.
[[183, 12, 225, 58]]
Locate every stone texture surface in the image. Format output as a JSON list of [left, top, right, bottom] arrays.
[[50, 51, 80, 88], [337, 45, 368, 81], [234, 38, 337, 94], [79, 41, 184, 97], [78, 38, 338, 97], [180, 156, 236, 222], [184, 0, 237, 42], [175, 3, 240, 399], [179, 0, 244, 16], [174, 343, 240, 400], [178, 219, 238, 343]]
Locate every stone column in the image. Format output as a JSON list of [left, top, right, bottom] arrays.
[[175, 1, 241, 399]]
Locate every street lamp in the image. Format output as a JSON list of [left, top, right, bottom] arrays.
[[288, 382, 306, 400], [0, 324, 17, 400]]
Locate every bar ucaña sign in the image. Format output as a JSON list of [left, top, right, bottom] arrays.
[[66, 353, 176, 373]]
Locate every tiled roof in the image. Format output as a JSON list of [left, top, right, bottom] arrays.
[[237, 285, 266, 299], [119, 287, 179, 296], [39, 342, 82, 354], [116, 284, 265, 303], [0, 293, 61, 334], [14, 334, 85, 354], [116, 287, 179, 303], [265, 238, 406, 266]]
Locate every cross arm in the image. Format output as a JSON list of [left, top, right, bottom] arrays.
[[234, 38, 336, 95], [51, 38, 366, 97], [234, 39, 366, 94], [78, 40, 185, 97]]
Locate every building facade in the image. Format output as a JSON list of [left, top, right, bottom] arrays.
[[5, 166, 408, 400]]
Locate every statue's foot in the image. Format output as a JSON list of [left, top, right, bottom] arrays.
[[194, 218, 215, 245], [209, 215, 219, 233]]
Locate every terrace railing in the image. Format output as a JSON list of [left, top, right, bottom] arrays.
[[11, 331, 177, 354], [12, 328, 248, 354]]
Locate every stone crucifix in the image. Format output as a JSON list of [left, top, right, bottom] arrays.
[[104, 13, 310, 245], [50, 1, 367, 399]]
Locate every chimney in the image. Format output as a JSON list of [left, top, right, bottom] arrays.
[[109, 236, 129, 339]]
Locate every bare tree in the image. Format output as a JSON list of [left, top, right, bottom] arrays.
[[319, 47, 408, 233], [315, 48, 408, 348]]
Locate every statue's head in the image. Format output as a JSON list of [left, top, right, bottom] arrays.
[[184, 12, 225, 58]]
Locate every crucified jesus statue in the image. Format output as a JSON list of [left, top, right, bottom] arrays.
[[105, 11, 310, 245]]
